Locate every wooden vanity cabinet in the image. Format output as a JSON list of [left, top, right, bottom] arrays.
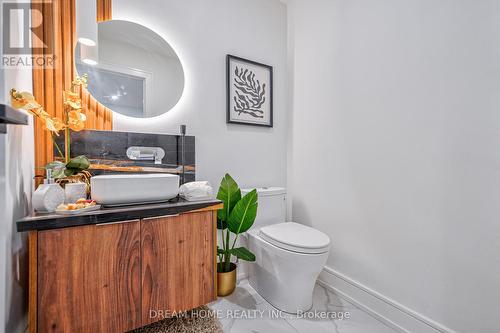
[[37, 220, 142, 333], [141, 211, 216, 325], [30, 207, 219, 333]]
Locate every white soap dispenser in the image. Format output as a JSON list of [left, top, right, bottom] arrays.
[[32, 169, 65, 213]]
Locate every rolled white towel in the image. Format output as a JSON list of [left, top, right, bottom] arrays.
[[179, 181, 214, 201]]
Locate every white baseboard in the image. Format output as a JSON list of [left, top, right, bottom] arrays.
[[318, 266, 458, 333]]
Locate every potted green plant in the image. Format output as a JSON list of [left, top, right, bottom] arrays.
[[216, 174, 258, 296]]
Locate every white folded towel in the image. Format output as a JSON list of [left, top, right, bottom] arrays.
[[179, 181, 214, 201]]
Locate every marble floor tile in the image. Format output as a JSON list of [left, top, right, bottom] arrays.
[[209, 279, 397, 333]]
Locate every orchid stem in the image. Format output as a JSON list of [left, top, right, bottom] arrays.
[[63, 105, 71, 163], [64, 127, 70, 163], [224, 229, 232, 272], [50, 133, 64, 159]]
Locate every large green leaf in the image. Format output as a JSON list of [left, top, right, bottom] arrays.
[[231, 247, 256, 262], [66, 155, 90, 171], [52, 168, 66, 179], [216, 174, 241, 227], [228, 189, 258, 234], [63, 168, 77, 177], [45, 161, 66, 178], [45, 161, 65, 170]]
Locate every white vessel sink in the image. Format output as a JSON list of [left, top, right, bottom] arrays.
[[91, 173, 179, 206]]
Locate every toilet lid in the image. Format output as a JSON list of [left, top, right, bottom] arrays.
[[259, 222, 330, 254]]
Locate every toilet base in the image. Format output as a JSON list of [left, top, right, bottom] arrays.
[[249, 266, 314, 314], [247, 230, 329, 314]]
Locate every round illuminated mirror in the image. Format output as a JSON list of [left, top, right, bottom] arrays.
[[75, 20, 184, 118]]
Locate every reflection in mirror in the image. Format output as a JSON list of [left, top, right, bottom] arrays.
[[75, 20, 184, 118]]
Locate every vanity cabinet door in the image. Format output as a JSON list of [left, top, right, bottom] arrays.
[[37, 221, 142, 332], [141, 211, 216, 325]]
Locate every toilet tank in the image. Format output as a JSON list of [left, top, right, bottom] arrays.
[[241, 187, 286, 228]]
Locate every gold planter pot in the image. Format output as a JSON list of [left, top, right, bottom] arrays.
[[217, 263, 237, 297]]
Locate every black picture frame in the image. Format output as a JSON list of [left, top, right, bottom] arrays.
[[226, 54, 273, 127]]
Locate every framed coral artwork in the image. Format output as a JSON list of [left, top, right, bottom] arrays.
[[226, 55, 273, 127]]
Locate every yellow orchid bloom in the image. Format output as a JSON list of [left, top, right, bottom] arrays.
[[63, 90, 82, 110], [72, 74, 88, 88], [11, 74, 89, 163], [51, 117, 66, 132], [44, 117, 66, 134], [34, 112, 64, 134], [68, 110, 87, 122], [30, 106, 46, 118], [10, 89, 63, 134], [68, 110, 86, 131], [10, 89, 40, 110], [68, 121, 85, 132]]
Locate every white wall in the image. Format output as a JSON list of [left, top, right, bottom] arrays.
[[111, 0, 288, 190], [288, 1, 500, 332], [0, 95, 33, 333], [0, 1, 34, 332]]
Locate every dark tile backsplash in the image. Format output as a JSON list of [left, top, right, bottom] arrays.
[[55, 130, 195, 183]]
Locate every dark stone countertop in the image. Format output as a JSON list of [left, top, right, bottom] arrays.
[[16, 198, 222, 232]]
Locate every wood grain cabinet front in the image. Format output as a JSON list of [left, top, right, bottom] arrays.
[[141, 211, 217, 325], [37, 220, 142, 333], [32, 208, 219, 333]]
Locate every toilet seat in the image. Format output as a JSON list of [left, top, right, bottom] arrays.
[[259, 222, 330, 254]]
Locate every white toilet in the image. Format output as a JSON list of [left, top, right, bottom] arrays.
[[241, 187, 330, 314]]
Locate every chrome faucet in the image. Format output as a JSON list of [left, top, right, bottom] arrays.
[[126, 146, 165, 164]]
